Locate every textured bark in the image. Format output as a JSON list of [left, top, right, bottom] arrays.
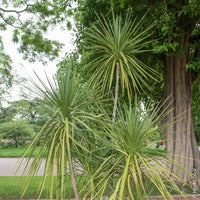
[[68, 153, 80, 200], [112, 62, 120, 122], [162, 36, 200, 183], [109, 62, 120, 193], [69, 164, 80, 200]]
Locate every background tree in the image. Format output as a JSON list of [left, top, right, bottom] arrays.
[[0, 0, 75, 102], [0, 0, 74, 63], [149, 0, 200, 182], [0, 120, 35, 148], [1, 100, 38, 121], [0, 37, 13, 101], [0, 99, 50, 138], [72, 0, 200, 182]]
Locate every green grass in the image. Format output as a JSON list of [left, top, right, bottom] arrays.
[[0, 176, 74, 200], [0, 146, 41, 157], [0, 145, 166, 158], [0, 176, 127, 199], [0, 176, 195, 200]]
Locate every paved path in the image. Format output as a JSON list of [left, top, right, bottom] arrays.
[[0, 158, 56, 176]]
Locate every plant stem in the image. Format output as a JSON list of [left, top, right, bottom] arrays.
[[66, 118, 80, 200], [110, 62, 120, 195], [112, 62, 120, 122], [68, 159, 80, 200]]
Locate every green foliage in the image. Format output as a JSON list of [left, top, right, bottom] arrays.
[[72, 1, 200, 165], [149, 0, 200, 59], [0, 120, 35, 148], [73, 134, 111, 198], [17, 30, 63, 63], [11, 1, 200, 199], [1, 100, 37, 121], [18, 68, 101, 199], [17, 70, 192, 199], [192, 75, 200, 143], [73, 0, 200, 103], [84, 12, 158, 99], [0, 0, 73, 63], [82, 101, 190, 199], [56, 52, 80, 79], [0, 99, 50, 133], [0, 0, 75, 102], [20, 66, 191, 199], [0, 106, 13, 123], [0, 36, 13, 100]]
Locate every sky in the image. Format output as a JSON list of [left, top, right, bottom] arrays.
[[1, 25, 75, 104]]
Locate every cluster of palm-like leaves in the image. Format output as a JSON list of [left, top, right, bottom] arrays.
[[85, 12, 158, 97], [17, 70, 191, 199], [17, 69, 102, 200], [82, 101, 190, 200]]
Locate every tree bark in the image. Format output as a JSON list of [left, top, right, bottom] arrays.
[[67, 142, 80, 200], [68, 161, 80, 200], [112, 62, 120, 122], [162, 37, 200, 183]]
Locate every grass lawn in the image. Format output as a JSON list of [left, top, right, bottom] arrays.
[[0, 176, 195, 200], [0, 145, 166, 158], [0, 176, 74, 200], [0, 146, 42, 157]]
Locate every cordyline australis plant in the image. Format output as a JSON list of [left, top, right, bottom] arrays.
[[85, 12, 158, 121], [16, 68, 102, 200], [82, 100, 192, 200]]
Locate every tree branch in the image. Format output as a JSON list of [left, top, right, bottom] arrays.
[[0, 12, 20, 28], [0, 4, 34, 28], [0, 4, 33, 14]]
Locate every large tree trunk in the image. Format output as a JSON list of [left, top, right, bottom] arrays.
[[162, 39, 200, 183]]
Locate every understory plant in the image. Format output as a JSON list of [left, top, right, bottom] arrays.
[[17, 70, 192, 200], [17, 68, 101, 200], [82, 100, 192, 200]]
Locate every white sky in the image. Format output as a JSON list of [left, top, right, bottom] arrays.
[[1, 25, 75, 104]]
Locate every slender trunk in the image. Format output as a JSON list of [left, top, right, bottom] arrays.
[[65, 118, 80, 200], [67, 143, 80, 200], [112, 62, 120, 122], [109, 62, 120, 194], [161, 35, 200, 183], [68, 159, 80, 200]]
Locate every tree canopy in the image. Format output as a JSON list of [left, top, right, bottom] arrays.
[[0, 0, 75, 100], [0, 0, 74, 62], [0, 120, 35, 148]]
